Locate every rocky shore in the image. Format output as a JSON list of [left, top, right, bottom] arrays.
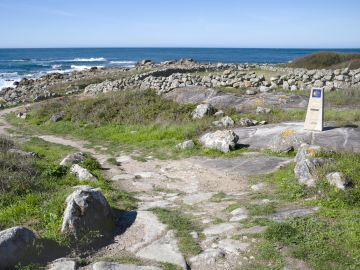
[[1, 59, 359, 107]]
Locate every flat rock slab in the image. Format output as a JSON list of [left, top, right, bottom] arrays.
[[48, 258, 77, 270], [138, 200, 173, 210], [217, 239, 250, 254], [182, 192, 214, 205], [136, 230, 187, 269], [116, 211, 167, 253], [111, 174, 135, 181], [193, 156, 292, 176], [164, 86, 307, 111], [269, 206, 320, 221], [233, 122, 360, 153], [93, 262, 161, 270], [203, 223, 237, 236]]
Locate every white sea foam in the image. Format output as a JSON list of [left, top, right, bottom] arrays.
[[0, 79, 17, 89], [70, 65, 104, 71], [52, 64, 63, 69], [46, 69, 66, 74], [0, 72, 21, 90], [72, 57, 106, 62]]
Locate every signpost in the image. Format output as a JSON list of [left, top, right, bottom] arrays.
[[304, 88, 324, 131]]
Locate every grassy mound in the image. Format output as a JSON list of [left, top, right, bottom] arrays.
[[289, 52, 360, 69]]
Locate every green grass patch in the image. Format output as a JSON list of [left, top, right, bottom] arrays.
[[263, 164, 308, 201], [246, 203, 277, 216], [289, 52, 360, 69], [265, 213, 360, 270], [0, 137, 136, 248], [151, 208, 202, 257]]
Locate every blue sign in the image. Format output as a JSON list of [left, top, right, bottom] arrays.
[[312, 89, 322, 98]]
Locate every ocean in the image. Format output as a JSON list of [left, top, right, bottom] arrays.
[[1, 48, 360, 90]]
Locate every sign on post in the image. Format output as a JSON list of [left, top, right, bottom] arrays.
[[304, 88, 324, 131]]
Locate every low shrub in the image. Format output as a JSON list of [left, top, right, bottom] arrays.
[[289, 52, 360, 69]]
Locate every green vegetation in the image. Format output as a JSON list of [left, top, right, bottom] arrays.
[[246, 203, 277, 216], [253, 151, 360, 270], [289, 52, 360, 69], [7, 90, 255, 159], [151, 208, 202, 257], [0, 137, 136, 248]]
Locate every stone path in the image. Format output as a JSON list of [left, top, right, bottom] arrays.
[[0, 108, 317, 270]]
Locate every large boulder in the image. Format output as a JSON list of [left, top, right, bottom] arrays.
[[200, 130, 239, 153], [0, 226, 37, 268], [61, 186, 114, 238], [294, 144, 325, 187], [192, 103, 216, 119], [60, 152, 86, 167], [70, 164, 97, 181]]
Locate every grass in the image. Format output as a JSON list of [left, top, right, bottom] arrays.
[[253, 151, 360, 270], [151, 208, 202, 257], [0, 137, 136, 249], [265, 214, 360, 269], [6, 90, 258, 160], [289, 52, 360, 69], [246, 203, 277, 216]]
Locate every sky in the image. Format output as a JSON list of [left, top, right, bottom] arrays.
[[0, 0, 359, 48]]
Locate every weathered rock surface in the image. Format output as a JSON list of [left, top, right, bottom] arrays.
[[61, 186, 114, 237], [212, 116, 234, 127], [92, 262, 162, 270], [189, 248, 225, 265], [176, 139, 195, 149], [217, 239, 250, 254], [192, 103, 216, 119], [50, 112, 65, 122], [70, 164, 97, 181], [294, 144, 324, 186], [47, 258, 77, 270], [0, 226, 37, 268], [229, 207, 248, 222], [326, 172, 352, 190], [199, 130, 239, 153], [193, 155, 292, 176], [233, 122, 360, 153], [136, 230, 187, 269], [269, 206, 320, 221], [60, 152, 86, 166], [203, 223, 237, 236]]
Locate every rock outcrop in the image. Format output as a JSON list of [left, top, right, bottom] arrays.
[[176, 140, 195, 149], [294, 144, 325, 186], [60, 152, 86, 166], [192, 103, 216, 119], [0, 226, 37, 269], [200, 130, 239, 153], [70, 164, 97, 181], [326, 172, 352, 190], [61, 186, 114, 237]]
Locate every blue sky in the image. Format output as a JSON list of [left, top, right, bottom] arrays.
[[0, 0, 359, 48]]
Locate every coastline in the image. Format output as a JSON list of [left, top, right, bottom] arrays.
[[0, 58, 359, 108]]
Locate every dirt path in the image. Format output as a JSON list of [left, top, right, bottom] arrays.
[[0, 107, 314, 270]]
